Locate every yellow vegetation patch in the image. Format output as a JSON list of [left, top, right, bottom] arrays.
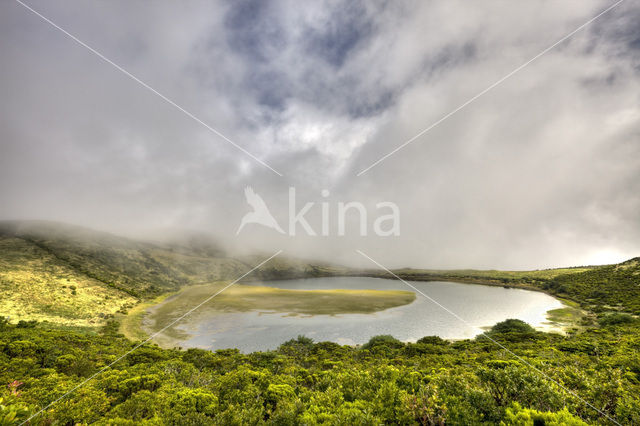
[[0, 237, 137, 327]]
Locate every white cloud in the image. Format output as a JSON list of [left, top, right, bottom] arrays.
[[1, 0, 639, 269]]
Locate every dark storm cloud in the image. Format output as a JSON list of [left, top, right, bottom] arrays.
[[223, 0, 291, 109], [1, 0, 639, 269], [213, 0, 398, 123], [225, 1, 284, 62], [304, 1, 372, 68]]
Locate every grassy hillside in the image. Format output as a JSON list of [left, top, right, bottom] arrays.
[[386, 266, 594, 286], [0, 221, 348, 328], [0, 237, 136, 326], [540, 257, 640, 313], [0, 221, 224, 298]]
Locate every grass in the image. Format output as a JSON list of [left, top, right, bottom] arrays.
[[118, 292, 177, 341], [388, 267, 594, 285], [545, 306, 586, 331], [152, 283, 416, 316], [443, 267, 594, 280], [0, 237, 136, 327]]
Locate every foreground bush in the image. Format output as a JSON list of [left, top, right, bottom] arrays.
[[1, 319, 639, 424]]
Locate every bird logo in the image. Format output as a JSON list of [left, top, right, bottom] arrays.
[[236, 186, 285, 235]]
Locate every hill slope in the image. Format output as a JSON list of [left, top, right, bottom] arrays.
[[0, 221, 347, 326], [0, 236, 137, 326], [540, 257, 640, 313]]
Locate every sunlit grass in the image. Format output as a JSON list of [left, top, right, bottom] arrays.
[[0, 237, 136, 326]]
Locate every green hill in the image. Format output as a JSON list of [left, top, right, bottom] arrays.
[[0, 221, 347, 327], [0, 235, 137, 326], [540, 257, 640, 313]]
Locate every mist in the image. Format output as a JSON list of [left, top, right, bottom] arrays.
[[1, 0, 639, 270]]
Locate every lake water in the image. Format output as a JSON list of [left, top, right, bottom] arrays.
[[154, 277, 565, 352]]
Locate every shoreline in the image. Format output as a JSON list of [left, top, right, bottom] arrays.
[[118, 291, 179, 341], [121, 276, 582, 349]]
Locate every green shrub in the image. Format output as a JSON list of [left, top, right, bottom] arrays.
[[501, 402, 588, 425], [362, 335, 404, 350], [416, 335, 448, 345], [599, 313, 635, 326], [489, 319, 536, 334]]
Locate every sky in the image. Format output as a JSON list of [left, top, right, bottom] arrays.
[[1, 0, 639, 270]]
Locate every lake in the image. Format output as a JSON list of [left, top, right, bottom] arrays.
[[144, 276, 565, 352]]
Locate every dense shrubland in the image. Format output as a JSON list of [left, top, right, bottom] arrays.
[[1, 315, 639, 424]]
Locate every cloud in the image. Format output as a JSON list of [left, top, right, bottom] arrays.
[[1, 0, 639, 269]]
